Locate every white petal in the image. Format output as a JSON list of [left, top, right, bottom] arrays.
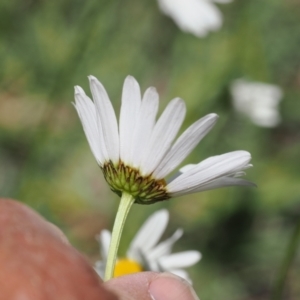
[[159, 251, 201, 269], [89, 76, 119, 164], [94, 261, 105, 279], [234, 171, 246, 177], [157, 0, 223, 37], [251, 107, 281, 128], [96, 230, 111, 260], [170, 176, 255, 197], [127, 210, 169, 260], [74, 86, 106, 165], [167, 151, 251, 194], [170, 162, 252, 183], [166, 164, 196, 183], [147, 229, 183, 260], [179, 164, 196, 173], [139, 98, 186, 176], [181, 164, 251, 176], [119, 76, 141, 165], [194, 0, 223, 31], [153, 113, 218, 179], [131, 87, 159, 168], [147, 259, 160, 272]]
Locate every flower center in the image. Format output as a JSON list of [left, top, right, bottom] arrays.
[[102, 161, 170, 204], [114, 258, 143, 277]]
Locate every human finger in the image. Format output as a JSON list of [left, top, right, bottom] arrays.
[[104, 271, 200, 300], [0, 198, 117, 300]]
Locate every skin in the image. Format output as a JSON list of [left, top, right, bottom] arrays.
[[0, 198, 199, 300]]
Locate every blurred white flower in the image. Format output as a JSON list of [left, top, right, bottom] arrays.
[[95, 209, 201, 282], [156, 0, 232, 37], [74, 75, 253, 205], [230, 79, 283, 128]]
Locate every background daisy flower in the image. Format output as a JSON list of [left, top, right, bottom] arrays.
[[95, 209, 201, 283], [230, 79, 283, 128], [156, 0, 233, 37]]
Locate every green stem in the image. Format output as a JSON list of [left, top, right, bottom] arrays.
[[271, 217, 300, 300], [104, 192, 135, 281]]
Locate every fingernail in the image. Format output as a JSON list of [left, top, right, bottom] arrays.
[[149, 272, 200, 300]]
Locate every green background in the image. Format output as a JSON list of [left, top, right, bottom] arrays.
[[1, 0, 300, 298]]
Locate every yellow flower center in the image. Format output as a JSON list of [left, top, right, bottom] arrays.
[[114, 258, 143, 277]]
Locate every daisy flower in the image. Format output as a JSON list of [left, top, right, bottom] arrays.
[[74, 75, 253, 204], [74, 75, 253, 280], [95, 209, 201, 283], [156, 0, 233, 37], [230, 79, 283, 128]]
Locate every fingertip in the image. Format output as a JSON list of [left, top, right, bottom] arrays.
[[104, 272, 199, 300], [149, 272, 199, 300]]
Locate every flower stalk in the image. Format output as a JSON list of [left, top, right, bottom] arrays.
[[104, 192, 135, 281]]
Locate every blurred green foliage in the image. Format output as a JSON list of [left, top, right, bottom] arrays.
[[1, 0, 300, 299]]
